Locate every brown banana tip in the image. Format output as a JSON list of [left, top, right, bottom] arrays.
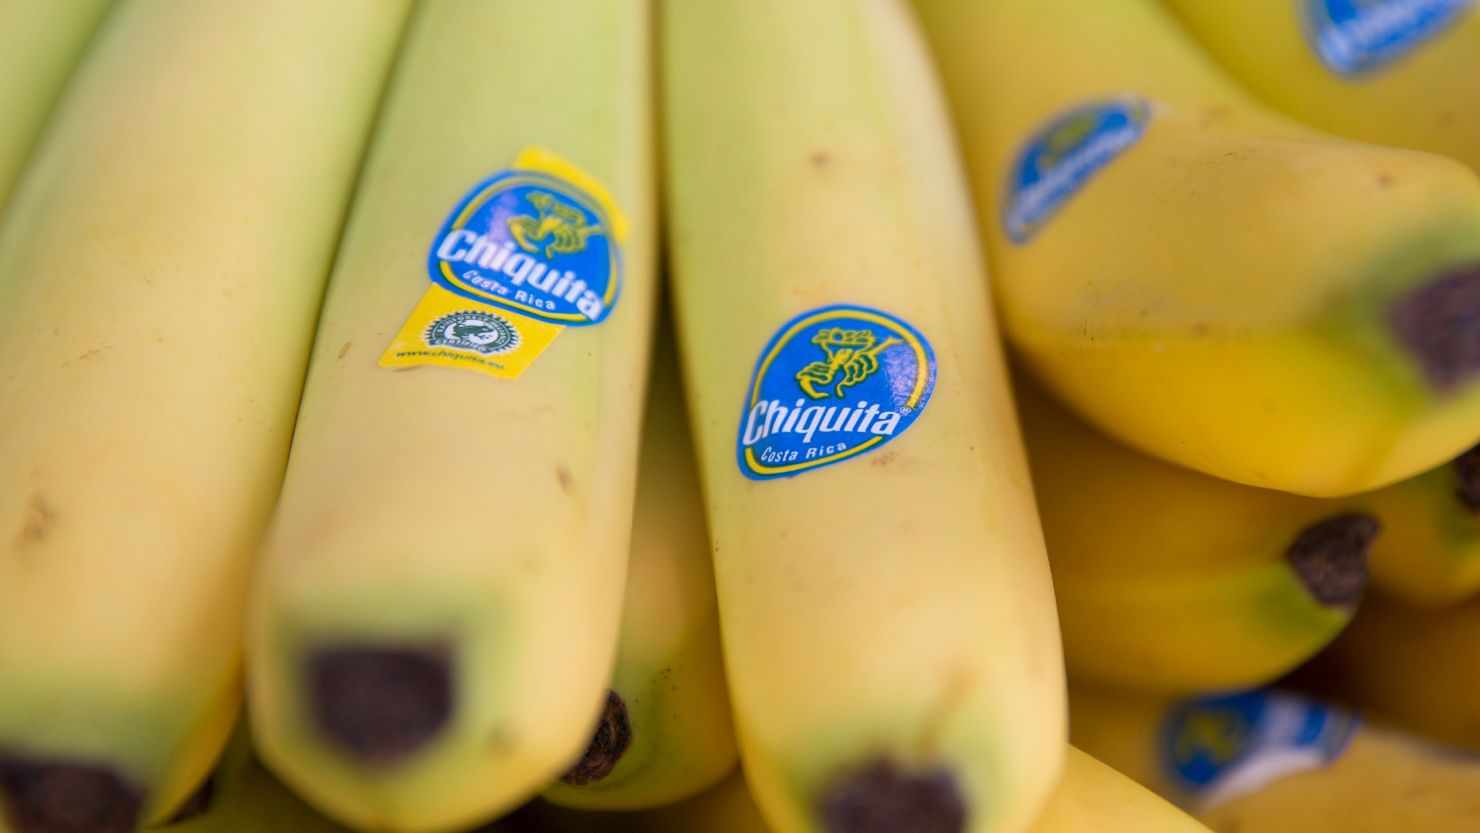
[[1286, 513, 1379, 608], [0, 757, 144, 833], [161, 774, 216, 825], [559, 690, 633, 787], [817, 760, 967, 833], [308, 643, 454, 765], [1453, 443, 1480, 511], [1388, 265, 1480, 392]]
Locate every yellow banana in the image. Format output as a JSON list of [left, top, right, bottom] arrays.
[[1296, 593, 1480, 750], [664, 1, 1065, 832], [542, 329, 738, 810], [639, 749, 1214, 833], [0, 1, 408, 828], [1071, 686, 1480, 832], [247, 1, 656, 831], [1161, 0, 1480, 173], [0, 0, 112, 216], [1029, 748, 1214, 833], [1017, 378, 1377, 694], [1363, 444, 1480, 606], [915, 0, 1480, 497]]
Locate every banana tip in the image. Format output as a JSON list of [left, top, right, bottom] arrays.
[[1286, 513, 1379, 608], [1388, 266, 1480, 392], [308, 643, 454, 766], [0, 757, 144, 833], [163, 773, 216, 825], [560, 690, 633, 786], [1452, 443, 1480, 511], [817, 760, 967, 833]]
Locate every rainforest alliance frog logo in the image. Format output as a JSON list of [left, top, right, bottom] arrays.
[[429, 170, 621, 326], [424, 310, 521, 356], [1003, 96, 1150, 245], [1302, 0, 1475, 75], [737, 305, 936, 480], [1160, 691, 1360, 809]]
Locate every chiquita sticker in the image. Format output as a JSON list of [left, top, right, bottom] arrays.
[[381, 147, 627, 379], [1003, 96, 1150, 245], [737, 305, 936, 480], [1159, 690, 1360, 809], [1302, 0, 1476, 75]]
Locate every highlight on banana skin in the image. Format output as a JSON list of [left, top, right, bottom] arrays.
[[0, 1, 1476, 832]]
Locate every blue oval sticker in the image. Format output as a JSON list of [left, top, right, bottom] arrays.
[[1160, 690, 1359, 808], [1003, 96, 1150, 245], [428, 171, 621, 326], [1302, 0, 1475, 76], [737, 305, 936, 480]]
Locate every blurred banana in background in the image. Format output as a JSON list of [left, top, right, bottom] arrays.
[[1161, 0, 1480, 172], [917, 0, 1480, 497], [1017, 379, 1377, 694], [0, 0, 113, 215], [0, 0, 410, 826]]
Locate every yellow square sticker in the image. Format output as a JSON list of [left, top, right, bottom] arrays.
[[379, 285, 563, 379]]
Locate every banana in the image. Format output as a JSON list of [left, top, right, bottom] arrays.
[[247, 2, 656, 831], [664, 1, 1065, 832], [1016, 378, 1378, 694], [161, 732, 353, 833], [914, 0, 1480, 497], [1029, 748, 1214, 833], [542, 327, 738, 810], [1295, 592, 1480, 750], [0, 2, 409, 829], [163, 730, 535, 833], [1362, 444, 1480, 606], [1161, 0, 1480, 173], [1070, 686, 1480, 832], [639, 750, 1214, 833], [638, 772, 776, 833], [0, 0, 112, 216]]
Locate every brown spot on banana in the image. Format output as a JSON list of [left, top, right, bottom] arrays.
[[817, 760, 967, 833], [1388, 266, 1480, 391], [1452, 443, 1480, 511], [15, 494, 57, 547], [560, 690, 633, 787], [307, 644, 454, 765], [0, 757, 145, 833], [1286, 513, 1379, 608]]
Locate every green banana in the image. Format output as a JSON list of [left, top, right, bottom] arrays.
[[0, 1, 409, 828]]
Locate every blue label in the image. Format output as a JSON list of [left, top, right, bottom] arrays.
[[1160, 691, 1359, 807], [428, 171, 621, 326], [737, 305, 936, 480], [1002, 97, 1149, 245], [1302, 0, 1476, 75]]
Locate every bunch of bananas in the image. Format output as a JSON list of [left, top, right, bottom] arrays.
[[1, 1, 1478, 832]]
